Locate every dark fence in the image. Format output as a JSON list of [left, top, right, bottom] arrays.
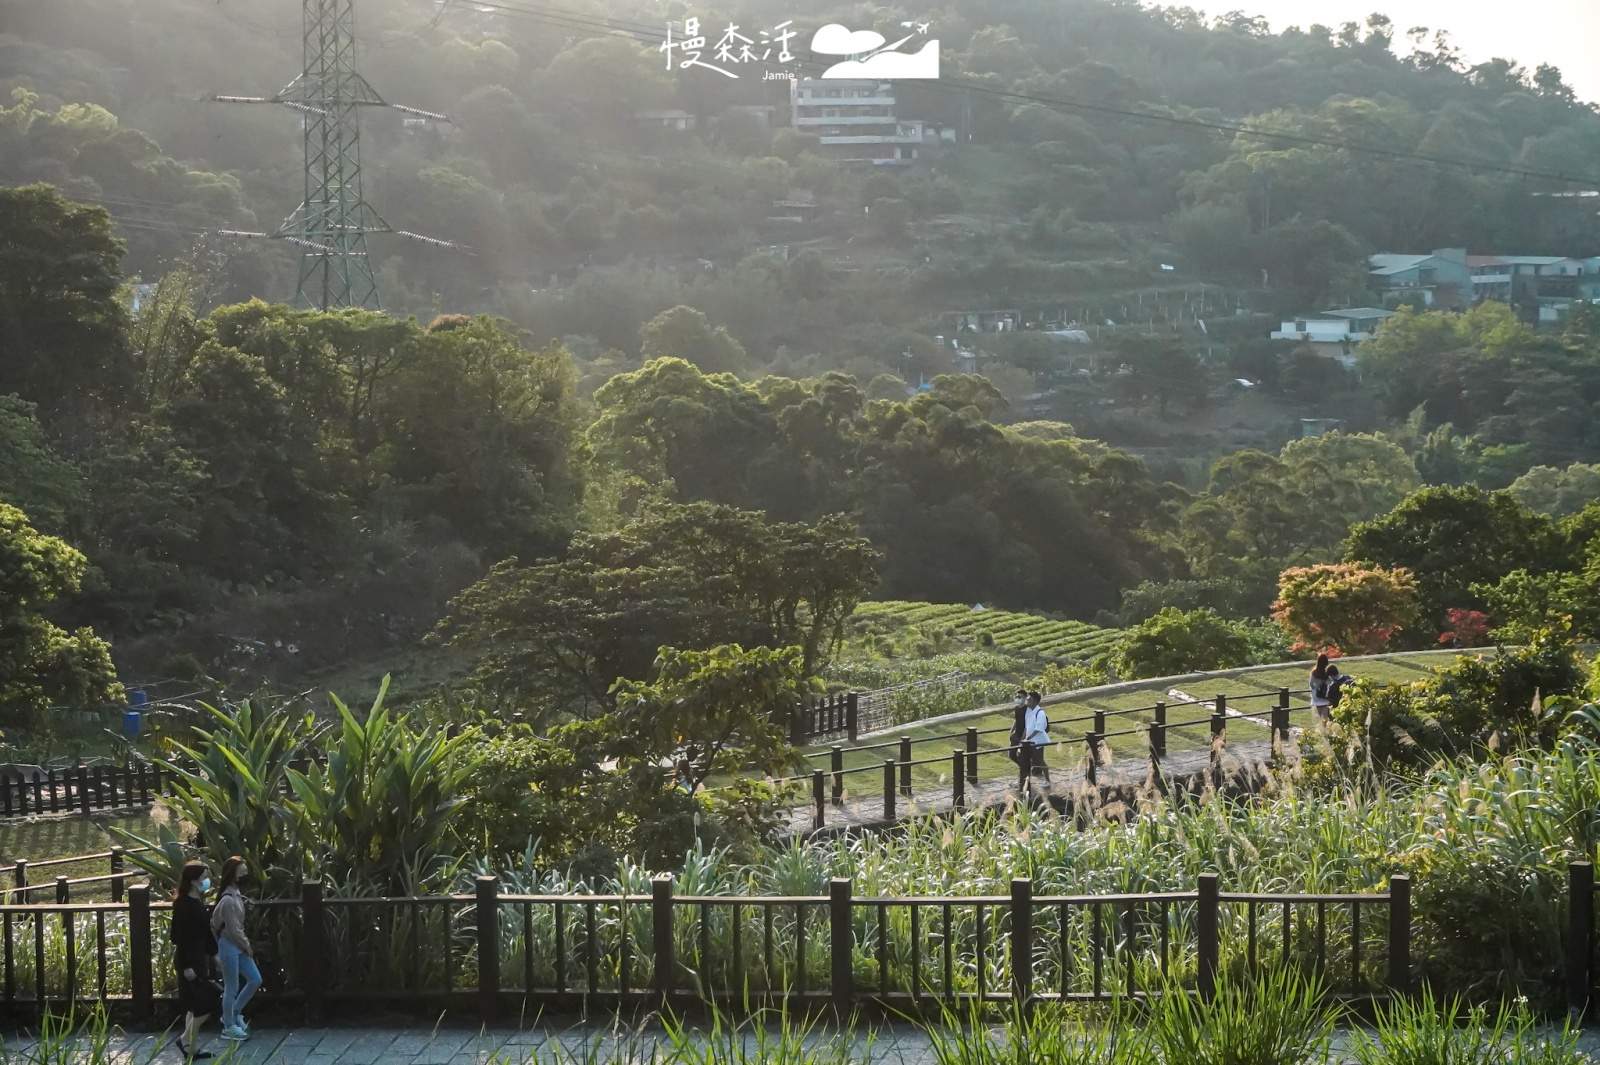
[[0, 764, 171, 820], [783, 688, 1310, 831], [0, 872, 1408, 1024], [6, 847, 153, 905]]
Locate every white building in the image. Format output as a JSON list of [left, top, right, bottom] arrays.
[[789, 79, 944, 163], [1271, 308, 1396, 366]]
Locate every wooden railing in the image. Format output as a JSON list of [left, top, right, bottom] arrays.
[[0, 873, 1407, 1022], [0, 763, 171, 819], [782, 688, 1311, 830]]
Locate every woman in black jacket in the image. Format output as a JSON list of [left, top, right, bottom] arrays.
[[171, 860, 219, 1060]]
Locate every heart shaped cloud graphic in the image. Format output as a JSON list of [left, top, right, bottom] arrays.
[[811, 24, 887, 55]]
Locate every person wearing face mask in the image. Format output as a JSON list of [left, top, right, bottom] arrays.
[[171, 861, 219, 1059], [210, 856, 260, 1042]]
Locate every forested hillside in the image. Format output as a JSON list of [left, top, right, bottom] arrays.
[[9, 0, 1600, 724], [5, 0, 1600, 389]]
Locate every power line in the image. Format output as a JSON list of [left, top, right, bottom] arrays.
[[217, 0, 465, 310]]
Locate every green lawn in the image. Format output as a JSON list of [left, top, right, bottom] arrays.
[[800, 653, 1478, 793]]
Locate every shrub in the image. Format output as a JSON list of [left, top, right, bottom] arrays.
[[1109, 607, 1252, 679], [1273, 562, 1419, 656], [1333, 631, 1584, 765]]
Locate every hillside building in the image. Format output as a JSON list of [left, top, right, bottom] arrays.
[[789, 78, 951, 164]]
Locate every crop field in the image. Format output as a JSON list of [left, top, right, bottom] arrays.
[[853, 600, 1123, 660]]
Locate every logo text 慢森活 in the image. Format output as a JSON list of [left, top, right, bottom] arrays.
[[661, 19, 939, 80]]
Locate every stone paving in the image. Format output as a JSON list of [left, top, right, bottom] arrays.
[[10, 1021, 1600, 1064]]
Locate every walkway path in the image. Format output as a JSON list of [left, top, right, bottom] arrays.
[[9, 1021, 1600, 1065], [786, 736, 1290, 836]]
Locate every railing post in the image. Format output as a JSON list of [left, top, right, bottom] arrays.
[[55, 876, 68, 904], [966, 727, 979, 784], [791, 707, 806, 746], [1093, 709, 1106, 735], [1212, 695, 1227, 740], [830, 878, 853, 1011], [47, 769, 58, 813], [1571, 862, 1594, 1017], [1011, 878, 1034, 1012], [952, 749, 965, 810], [1388, 873, 1411, 997], [1275, 688, 1291, 742], [129, 884, 153, 1023], [1198, 873, 1219, 1002], [77, 766, 90, 816], [110, 846, 125, 903], [882, 759, 895, 821], [1, 774, 10, 817], [301, 880, 326, 1022], [1570, 862, 1593, 1017], [13, 860, 25, 901], [1151, 701, 1167, 759], [899, 736, 913, 797], [476, 874, 500, 1021], [831, 746, 844, 805], [846, 693, 859, 742], [652, 873, 674, 1002], [1086, 733, 1101, 785], [812, 770, 826, 831]]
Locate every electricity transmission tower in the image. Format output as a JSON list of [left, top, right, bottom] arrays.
[[217, 0, 459, 310]]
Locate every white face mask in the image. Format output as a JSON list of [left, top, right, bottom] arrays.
[[200, 878, 212, 893]]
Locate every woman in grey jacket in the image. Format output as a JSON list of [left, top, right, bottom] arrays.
[[210, 857, 260, 1041]]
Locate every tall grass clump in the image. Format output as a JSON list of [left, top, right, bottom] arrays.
[[924, 1000, 1148, 1065], [1348, 987, 1591, 1065], [1142, 966, 1335, 1065]]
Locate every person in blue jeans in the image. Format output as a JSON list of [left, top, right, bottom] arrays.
[[209, 856, 260, 1041]]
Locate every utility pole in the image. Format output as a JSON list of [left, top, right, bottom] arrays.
[[217, 0, 462, 310]]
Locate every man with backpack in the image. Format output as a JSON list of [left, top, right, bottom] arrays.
[[1023, 690, 1051, 784]]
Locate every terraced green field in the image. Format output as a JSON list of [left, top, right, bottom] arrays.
[[853, 600, 1123, 660]]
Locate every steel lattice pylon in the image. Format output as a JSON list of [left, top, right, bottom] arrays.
[[217, 0, 457, 310]]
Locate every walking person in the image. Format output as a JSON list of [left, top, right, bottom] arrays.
[[1006, 690, 1028, 765], [1024, 690, 1052, 785], [172, 861, 219, 1060], [1309, 654, 1334, 726], [211, 857, 260, 1042]]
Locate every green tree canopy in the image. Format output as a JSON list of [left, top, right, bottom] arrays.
[[1343, 485, 1565, 641], [0, 501, 121, 720]]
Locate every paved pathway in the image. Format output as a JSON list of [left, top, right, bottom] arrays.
[[787, 737, 1288, 836], [8, 1021, 1600, 1064]]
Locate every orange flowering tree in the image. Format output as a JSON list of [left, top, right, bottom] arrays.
[[1272, 562, 1420, 656]]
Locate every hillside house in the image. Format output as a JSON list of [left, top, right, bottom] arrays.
[[1271, 308, 1395, 366], [789, 79, 950, 163], [1368, 248, 1470, 308]]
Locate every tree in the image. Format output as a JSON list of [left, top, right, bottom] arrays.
[[1343, 485, 1565, 640], [0, 183, 128, 422], [1272, 562, 1419, 656], [440, 503, 878, 719], [639, 306, 748, 375], [1109, 607, 1253, 679], [0, 501, 121, 720], [608, 644, 803, 792], [1110, 333, 1206, 417], [1509, 463, 1600, 518]]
